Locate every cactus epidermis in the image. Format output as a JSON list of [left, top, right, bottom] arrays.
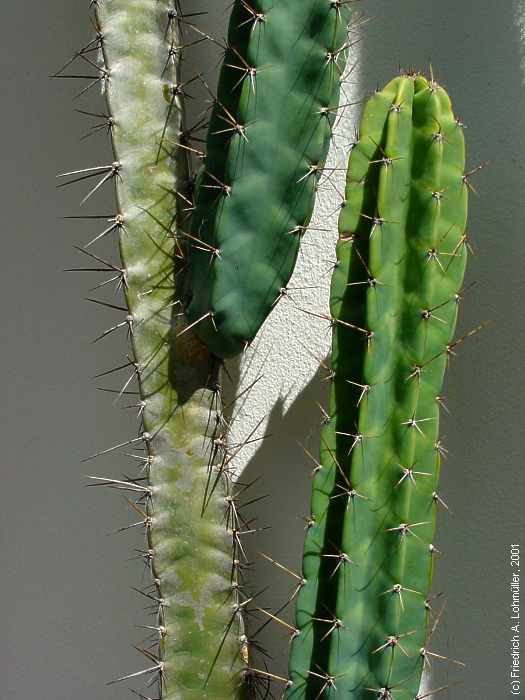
[[184, 0, 353, 358], [287, 74, 469, 699], [86, 2, 247, 698]]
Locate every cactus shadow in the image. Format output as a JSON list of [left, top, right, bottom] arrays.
[[232, 364, 329, 678]]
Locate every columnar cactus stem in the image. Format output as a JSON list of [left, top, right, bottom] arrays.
[[184, 0, 353, 358], [92, 2, 246, 698], [287, 74, 469, 699]]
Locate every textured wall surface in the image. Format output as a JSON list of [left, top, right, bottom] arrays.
[[1, 2, 524, 700]]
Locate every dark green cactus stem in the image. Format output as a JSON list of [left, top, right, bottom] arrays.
[[184, 0, 353, 358], [92, 2, 246, 698], [287, 74, 469, 699]]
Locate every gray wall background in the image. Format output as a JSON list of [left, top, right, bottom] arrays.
[[1, 1, 524, 699]]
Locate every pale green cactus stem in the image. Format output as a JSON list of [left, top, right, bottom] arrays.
[[91, 2, 247, 698], [287, 74, 470, 699]]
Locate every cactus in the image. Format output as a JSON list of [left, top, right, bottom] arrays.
[[183, 0, 353, 358], [64, 2, 247, 698], [63, 1, 476, 697], [287, 74, 469, 699]]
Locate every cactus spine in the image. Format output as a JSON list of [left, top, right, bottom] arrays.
[[287, 75, 469, 699], [184, 0, 352, 358], [86, 3, 245, 698]]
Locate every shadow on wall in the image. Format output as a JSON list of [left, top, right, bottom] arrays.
[[231, 364, 329, 679]]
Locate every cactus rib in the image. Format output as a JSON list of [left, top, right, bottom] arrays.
[[287, 74, 469, 699], [184, 0, 353, 358], [92, 2, 246, 698]]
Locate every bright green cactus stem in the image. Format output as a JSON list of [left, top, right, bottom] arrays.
[[91, 2, 246, 698], [184, 0, 353, 358], [287, 74, 469, 699]]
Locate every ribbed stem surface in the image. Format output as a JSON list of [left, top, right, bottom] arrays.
[[288, 75, 468, 699], [94, 2, 245, 697], [185, 0, 352, 358]]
